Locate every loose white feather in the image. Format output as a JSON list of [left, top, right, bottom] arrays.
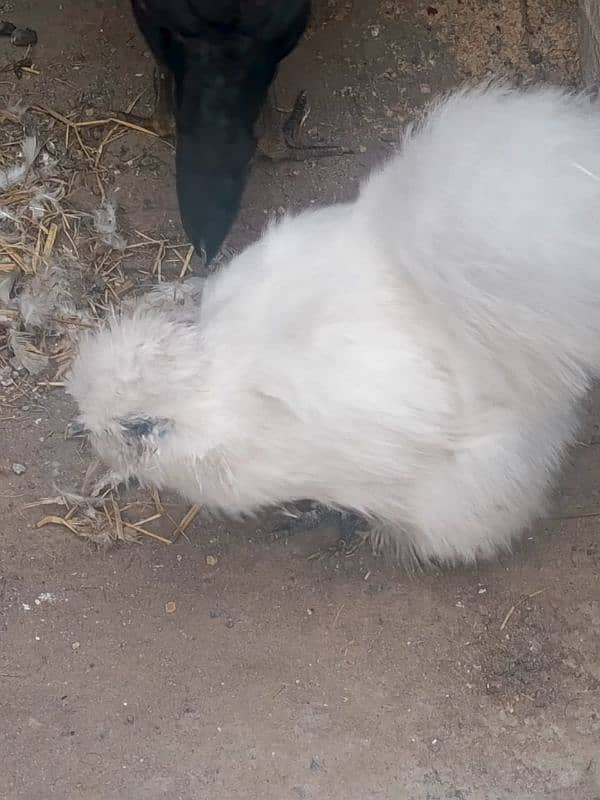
[[67, 83, 600, 565], [0, 133, 38, 190], [93, 199, 126, 250]]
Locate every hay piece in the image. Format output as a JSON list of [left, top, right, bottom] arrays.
[[170, 504, 201, 541], [179, 245, 194, 278], [42, 222, 58, 258], [110, 497, 125, 541]]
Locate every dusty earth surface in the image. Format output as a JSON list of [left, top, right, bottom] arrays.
[[1, 1, 600, 799]]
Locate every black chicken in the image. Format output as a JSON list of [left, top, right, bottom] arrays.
[[124, 0, 345, 262]]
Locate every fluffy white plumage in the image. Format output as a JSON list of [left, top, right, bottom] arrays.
[[67, 83, 600, 565]]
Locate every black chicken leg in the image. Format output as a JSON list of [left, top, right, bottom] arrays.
[[256, 86, 352, 162], [114, 66, 176, 140]]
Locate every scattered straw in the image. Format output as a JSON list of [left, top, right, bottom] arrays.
[[0, 97, 191, 382], [0, 96, 197, 546], [32, 485, 199, 547]]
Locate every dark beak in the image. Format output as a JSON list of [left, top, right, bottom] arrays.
[[175, 125, 254, 263]]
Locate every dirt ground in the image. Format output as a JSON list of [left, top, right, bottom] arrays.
[[1, 1, 600, 799]]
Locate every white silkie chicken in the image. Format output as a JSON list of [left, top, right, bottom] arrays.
[[67, 83, 600, 566]]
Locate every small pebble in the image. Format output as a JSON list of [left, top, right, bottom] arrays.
[[11, 462, 26, 475], [206, 555, 218, 566], [71, 641, 80, 651], [165, 601, 176, 614], [10, 27, 37, 47]]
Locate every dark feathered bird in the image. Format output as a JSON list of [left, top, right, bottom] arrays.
[[125, 0, 332, 262]]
